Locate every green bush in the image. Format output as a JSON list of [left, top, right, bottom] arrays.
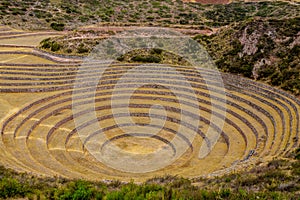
[[151, 48, 163, 55], [77, 47, 89, 54], [258, 66, 276, 79], [54, 180, 94, 200], [131, 55, 161, 63], [41, 38, 51, 49], [50, 22, 65, 31], [50, 42, 61, 52], [295, 148, 300, 160], [0, 178, 29, 198]]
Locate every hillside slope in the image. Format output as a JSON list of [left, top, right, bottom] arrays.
[[0, 0, 299, 30], [39, 16, 300, 96], [195, 17, 300, 96]]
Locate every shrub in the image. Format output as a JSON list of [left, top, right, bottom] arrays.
[[50, 42, 61, 52], [131, 55, 161, 63], [151, 48, 163, 55], [54, 180, 94, 200], [294, 148, 300, 160], [258, 66, 276, 79], [50, 22, 65, 31], [106, 191, 123, 200], [40, 38, 51, 49], [0, 178, 29, 198], [270, 72, 283, 86], [72, 181, 93, 200], [77, 47, 89, 54]]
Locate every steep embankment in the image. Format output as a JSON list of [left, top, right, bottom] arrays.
[[195, 17, 300, 96]]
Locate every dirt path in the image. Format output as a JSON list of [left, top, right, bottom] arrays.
[[79, 25, 218, 36]]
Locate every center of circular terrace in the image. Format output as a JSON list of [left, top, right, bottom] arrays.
[[104, 135, 174, 155]]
